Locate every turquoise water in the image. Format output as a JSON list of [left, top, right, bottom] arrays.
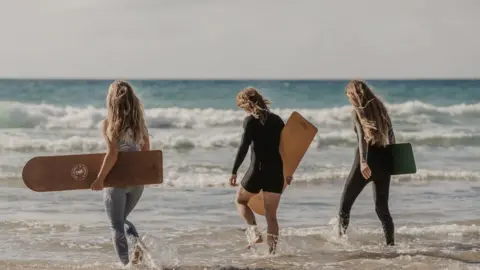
[[1, 79, 480, 108], [0, 79, 478, 269]]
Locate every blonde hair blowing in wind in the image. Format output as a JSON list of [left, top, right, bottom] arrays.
[[105, 80, 148, 145], [346, 80, 392, 147], [236, 87, 271, 124]]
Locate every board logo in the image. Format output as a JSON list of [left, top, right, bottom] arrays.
[[71, 164, 88, 181]]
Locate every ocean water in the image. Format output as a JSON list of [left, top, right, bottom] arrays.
[[0, 79, 479, 270]]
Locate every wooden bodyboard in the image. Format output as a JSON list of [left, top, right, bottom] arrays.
[[386, 143, 417, 175], [22, 150, 163, 192], [247, 112, 318, 216]]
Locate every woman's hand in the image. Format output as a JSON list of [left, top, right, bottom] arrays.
[[90, 177, 104, 191], [360, 160, 372, 180], [286, 176, 293, 185], [229, 174, 238, 187]]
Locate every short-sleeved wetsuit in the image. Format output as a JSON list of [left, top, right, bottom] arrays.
[[231, 112, 285, 194]]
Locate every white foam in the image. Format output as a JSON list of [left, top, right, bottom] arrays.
[[1, 100, 480, 130], [2, 128, 480, 154], [281, 223, 480, 237], [396, 224, 480, 235]]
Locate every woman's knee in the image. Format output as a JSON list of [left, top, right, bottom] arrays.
[[263, 192, 281, 224], [235, 195, 249, 206], [110, 220, 124, 232], [375, 204, 391, 217], [235, 188, 254, 205]]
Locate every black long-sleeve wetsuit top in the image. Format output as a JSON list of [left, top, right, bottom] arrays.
[[231, 112, 285, 175]]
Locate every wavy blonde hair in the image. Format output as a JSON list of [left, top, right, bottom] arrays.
[[105, 80, 148, 145], [236, 87, 270, 124], [346, 80, 392, 147]]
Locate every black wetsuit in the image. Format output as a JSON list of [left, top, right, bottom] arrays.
[[338, 110, 396, 246], [231, 112, 285, 194]]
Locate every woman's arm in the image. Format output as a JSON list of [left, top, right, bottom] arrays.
[[141, 134, 151, 151], [353, 111, 373, 179], [352, 111, 367, 162], [231, 117, 254, 175], [91, 120, 119, 190]]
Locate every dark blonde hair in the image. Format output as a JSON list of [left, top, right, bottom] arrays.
[[346, 80, 392, 147], [105, 80, 148, 145], [236, 87, 270, 124]]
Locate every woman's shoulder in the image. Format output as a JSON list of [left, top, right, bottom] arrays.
[[269, 112, 283, 123], [244, 114, 255, 121], [350, 110, 360, 125], [242, 115, 256, 127], [268, 111, 279, 118], [350, 110, 358, 119]]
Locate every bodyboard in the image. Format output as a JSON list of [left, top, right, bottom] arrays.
[[247, 111, 318, 216], [22, 150, 163, 192], [386, 143, 417, 175]]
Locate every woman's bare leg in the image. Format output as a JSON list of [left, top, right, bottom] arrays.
[[235, 187, 263, 247], [263, 191, 281, 254]]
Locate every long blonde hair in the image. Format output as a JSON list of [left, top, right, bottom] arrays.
[[236, 87, 270, 124], [346, 80, 392, 147], [105, 80, 148, 145]]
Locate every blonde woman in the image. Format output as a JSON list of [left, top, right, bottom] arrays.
[[229, 87, 292, 254], [339, 80, 396, 246], [90, 80, 150, 265]]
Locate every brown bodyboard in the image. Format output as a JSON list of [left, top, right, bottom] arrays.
[[247, 112, 318, 215], [22, 150, 163, 192]]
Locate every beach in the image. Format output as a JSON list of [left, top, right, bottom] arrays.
[[0, 79, 478, 269]]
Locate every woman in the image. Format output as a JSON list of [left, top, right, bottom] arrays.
[[338, 80, 396, 246], [90, 80, 150, 265], [229, 87, 292, 254]]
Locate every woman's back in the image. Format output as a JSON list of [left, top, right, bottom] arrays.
[[116, 129, 142, 152], [248, 112, 284, 164]]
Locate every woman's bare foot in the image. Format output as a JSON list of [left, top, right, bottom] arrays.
[[131, 244, 144, 265], [245, 234, 263, 249], [245, 226, 263, 249], [268, 242, 277, 254], [267, 234, 278, 254]]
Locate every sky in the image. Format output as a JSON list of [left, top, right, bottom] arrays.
[[0, 0, 479, 79]]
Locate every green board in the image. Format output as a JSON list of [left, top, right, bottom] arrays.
[[386, 143, 417, 175]]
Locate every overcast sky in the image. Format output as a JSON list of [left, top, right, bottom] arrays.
[[0, 0, 478, 79]]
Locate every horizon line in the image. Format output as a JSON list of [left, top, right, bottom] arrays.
[[0, 76, 479, 81]]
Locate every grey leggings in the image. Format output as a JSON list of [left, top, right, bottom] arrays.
[[103, 186, 144, 265]]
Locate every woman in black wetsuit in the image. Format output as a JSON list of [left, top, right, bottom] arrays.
[[229, 87, 292, 254], [339, 80, 396, 246]]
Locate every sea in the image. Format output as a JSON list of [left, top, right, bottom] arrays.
[[0, 79, 478, 270]]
